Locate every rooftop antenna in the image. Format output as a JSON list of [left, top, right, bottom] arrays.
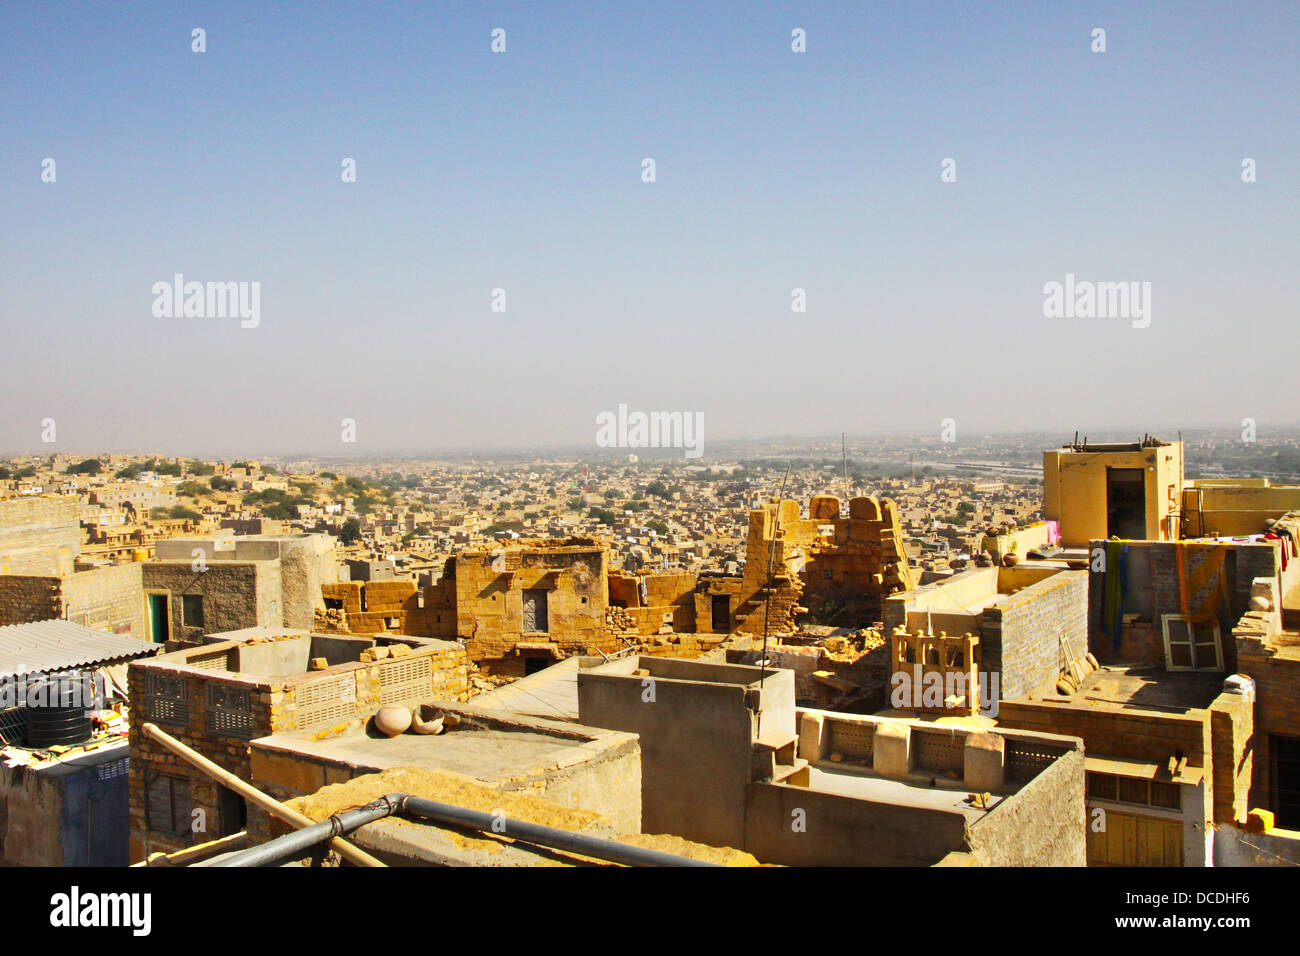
[[842, 432, 850, 500], [758, 462, 791, 739]]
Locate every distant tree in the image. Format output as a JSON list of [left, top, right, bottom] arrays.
[[14, 466, 36, 479], [645, 519, 669, 535], [0, 466, 10, 480], [70, 458, 103, 475], [339, 518, 362, 546], [209, 476, 236, 492], [188, 460, 215, 476], [170, 505, 200, 520], [318, 471, 337, 481], [261, 464, 277, 475]]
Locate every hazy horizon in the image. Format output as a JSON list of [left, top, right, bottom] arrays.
[[4, 421, 1297, 463]]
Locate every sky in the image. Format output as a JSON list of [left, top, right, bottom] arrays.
[[2, 1, 1297, 457]]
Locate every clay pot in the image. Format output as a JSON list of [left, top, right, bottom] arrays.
[[410, 704, 446, 736], [374, 704, 412, 737], [1003, 553, 1020, 567]]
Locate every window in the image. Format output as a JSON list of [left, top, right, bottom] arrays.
[[1161, 615, 1223, 672], [146, 774, 192, 837], [145, 672, 188, 725], [1086, 771, 1181, 811], [181, 594, 204, 628]]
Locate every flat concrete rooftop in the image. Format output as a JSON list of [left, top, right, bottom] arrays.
[[1064, 664, 1223, 713], [807, 765, 1005, 822], [258, 723, 589, 781], [251, 703, 637, 789]]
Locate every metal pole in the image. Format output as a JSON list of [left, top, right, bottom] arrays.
[[140, 722, 385, 867]]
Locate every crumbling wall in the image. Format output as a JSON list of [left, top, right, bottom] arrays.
[[734, 495, 913, 635]]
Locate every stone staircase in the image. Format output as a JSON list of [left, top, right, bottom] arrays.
[[752, 728, 810, 787]]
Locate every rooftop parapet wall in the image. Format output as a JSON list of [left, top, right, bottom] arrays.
[[1182, 483, 1300, 538], [753, 709, 1085, 866], [577, 657, 797, 851], [885, 566, 1086, 703]]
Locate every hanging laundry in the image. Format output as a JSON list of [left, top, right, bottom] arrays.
[[1177, 542, 1228, 620], [1102, 539, 1128, 652]]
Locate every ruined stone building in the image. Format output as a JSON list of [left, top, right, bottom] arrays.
[[316, 493, 920, 677], [724, 494, 915, 635]]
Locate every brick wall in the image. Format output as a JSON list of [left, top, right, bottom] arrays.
[[62, 563, 146, 639], [997, 699, 1211, 769], [0, 496, 80, 575], [1236, 617, 1300, 810], [0, 575, 61, 625], [1089, 539, 1278, 671], [1209, 692, 1253, 824], [128, 636, 469, 860], [982, 570, 1088, 701], [128, 655, 275, 860]]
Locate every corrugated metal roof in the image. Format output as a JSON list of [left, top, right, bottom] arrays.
[[0, 619, 159, 679]]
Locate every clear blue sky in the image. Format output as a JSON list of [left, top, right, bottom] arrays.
[[2, 1, 1297, 456]]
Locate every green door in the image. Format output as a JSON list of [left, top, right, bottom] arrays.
[[149, 594, 169, 644]]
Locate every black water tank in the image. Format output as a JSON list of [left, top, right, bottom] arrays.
[[25, 673, 94, 747]]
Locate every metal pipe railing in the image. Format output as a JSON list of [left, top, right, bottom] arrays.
[[204, 792, 722, 867], [398, 795, 720, 867], [202, 797, 401, 868]]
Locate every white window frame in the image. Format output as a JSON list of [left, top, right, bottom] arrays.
[[1160, 614, 1223, 672]]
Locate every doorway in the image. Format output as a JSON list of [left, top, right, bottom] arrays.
[[1086, 809, 1183, 866], [522, 589, 549, 633], [218, 785, 247, 836], [711, 594, 731, 633], [148, 593, 170, 644], [1272, 735, 1300, 829], [1107, 467, 1147, 539]]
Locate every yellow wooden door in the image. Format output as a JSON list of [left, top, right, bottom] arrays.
[[1088, 809, 1183, 866]]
